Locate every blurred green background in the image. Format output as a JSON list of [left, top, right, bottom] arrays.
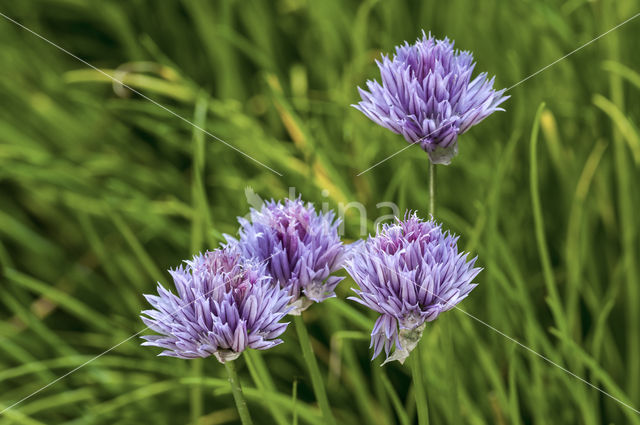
[[1, 0, 640, 424]]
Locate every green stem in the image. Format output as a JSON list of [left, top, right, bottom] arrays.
[[411, 344, 430, 425], [444, 321, 460, 424], [292, 378, 299, 425], [225, 360, 254, 425], [415, 160, 435, 425], [529, 102, 567, 336], [293, 315, 336, 425], [604, 4, 639, 402], [429, 161, 436, 217], [244, 350, 288, 425], [190, 359, 203, 425]]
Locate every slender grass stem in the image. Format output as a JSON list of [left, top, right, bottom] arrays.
[[605, 6, 639, 401], [244, 350, 288, 425], [292, 378, 299, 425], [444, 321, 461, 424], [529, 102, 567, 336], [380, 370, 410, 425], [411, 344, 430, 425], [225, 360, 254, 425], [293, 315, 336, 425], [190, 359, 203, 425], [429, 161, 436, 217]]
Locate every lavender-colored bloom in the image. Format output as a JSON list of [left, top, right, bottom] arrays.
[[354, 31, 509, 165], [345, 213, 481, 364], [227, 198, 347, 315], [141, 247, 291, 363]]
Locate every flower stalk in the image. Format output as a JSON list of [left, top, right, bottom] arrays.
[[225, 360, 254, 425], [412, 160, 435, 425], [429, 161, 436, 217]]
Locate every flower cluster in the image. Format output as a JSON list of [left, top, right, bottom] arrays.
[[345, 213, 481, 364], [354, 31, 508, 164], [143, 31, 498, 369], [141, 247, 291, 363], [142, 197, 349, 361], [228, 198, 348, 314]]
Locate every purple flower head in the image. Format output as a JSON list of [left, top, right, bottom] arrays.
[[141, 247, 291, 363], [345, 213, 481, 364], [353, 31, 509, 165], [227, 198, 347, 315]]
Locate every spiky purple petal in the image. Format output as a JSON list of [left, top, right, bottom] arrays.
[[353, 31, 509, 164], [227, 198, 347, 314], [345, 213, 481, 363], [141, 247, 291, 362]]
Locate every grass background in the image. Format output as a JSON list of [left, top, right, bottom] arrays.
[[1, 0, 640, 423]]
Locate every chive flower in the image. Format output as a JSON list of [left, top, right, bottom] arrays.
[[141, 247, 291, 363], [354, 31, 509, 165], [345, 213, 481, 364], [227, 198, 347, 315]]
